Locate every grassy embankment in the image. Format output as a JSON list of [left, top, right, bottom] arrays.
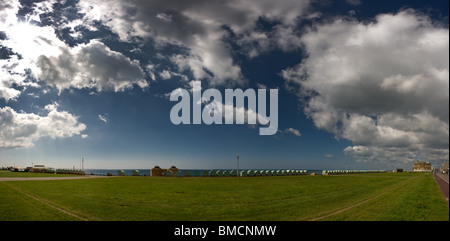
[[0, 171, 448, 221]]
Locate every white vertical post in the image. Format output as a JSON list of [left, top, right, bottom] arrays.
[[237, 153, 239, 177]]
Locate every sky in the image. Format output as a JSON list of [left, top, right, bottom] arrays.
[[0, 0, 448, 171]]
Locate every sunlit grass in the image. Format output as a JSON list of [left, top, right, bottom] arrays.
[[0, 172, 447, 221]]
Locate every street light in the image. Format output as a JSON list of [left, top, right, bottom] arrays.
[[237, 153, 239, 177]]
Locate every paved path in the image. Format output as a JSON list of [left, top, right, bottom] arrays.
[[435, 172, 449, 182], [0, 175, 110, 182], [434, 173, 449, 205]]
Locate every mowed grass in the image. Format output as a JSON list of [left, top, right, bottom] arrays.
[[0, 170, 81, 177], [0, 172, 448, 221]]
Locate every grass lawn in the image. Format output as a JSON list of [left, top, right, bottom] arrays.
[[0, 170, 81, 178], [0, 172, 448, 221]]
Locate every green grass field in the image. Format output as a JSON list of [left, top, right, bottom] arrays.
[[0, 171, 448, 221], [0, 170, 80, 178]]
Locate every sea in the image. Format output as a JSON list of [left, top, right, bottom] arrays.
[[84, 169, 323, 176]]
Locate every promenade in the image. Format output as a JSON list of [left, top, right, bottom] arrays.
[[434, 173, 449, 205]]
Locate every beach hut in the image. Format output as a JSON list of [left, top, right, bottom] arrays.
[[201, 170, 209, 177], [216, 170, 223, 177], [132, 170, 140, 176], [209, 170, 217, 177], [169, 166, 179, 173], [223, 170, 230, 177], [165, 170, 173, 177], [175, 170, 183, 177], [151, 166, 164, 176], [247, 170, 255, 176], [118, 170, 125, 176], [265, 170, 272, 176], [229, 170, 237, 177], [240, 170, 248, 177]]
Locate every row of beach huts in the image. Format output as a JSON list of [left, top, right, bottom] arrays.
[[321, 170, 387, 175], [150, 166, 310, 177], [150, 166, 388, 177]]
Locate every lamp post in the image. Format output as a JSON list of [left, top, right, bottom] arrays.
[[237, 153, 239, 177]]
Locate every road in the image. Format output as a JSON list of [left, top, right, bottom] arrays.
[[434, 173, 449, 205]]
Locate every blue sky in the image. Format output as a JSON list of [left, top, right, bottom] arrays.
[[0, 0, 448, 170]]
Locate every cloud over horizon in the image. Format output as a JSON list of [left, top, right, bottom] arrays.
[[283, 9, 449, 167], [0, 104, 86, 149]]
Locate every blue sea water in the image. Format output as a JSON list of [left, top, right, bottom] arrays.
[[84, 169, 323, 176]]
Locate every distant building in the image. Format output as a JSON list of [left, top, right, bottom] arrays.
[[150, 165, 179, 177], [11, 166, 25, 172], [413, 161, 432, 172], [30, 165, 54, 173], [151, 165, 166, 176], [442, 162, 449, 172], [168, 166, 179, 176]]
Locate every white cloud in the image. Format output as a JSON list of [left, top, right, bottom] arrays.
[[159, 70, 172, 80], [156, 13, 173, 23], [98, 114, 108, 123], [0, 1, 148, 100], [74, 0, 311, 86], [0, 0, 64, 100], [0, 0, 20, 27], [0, 0, 313, 92], [283, 10, 449, 166], [279, 128, 302, 137], [35, 40, 147, 92], [0, 72, 21, 100], [0, 104, 87, 149]]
